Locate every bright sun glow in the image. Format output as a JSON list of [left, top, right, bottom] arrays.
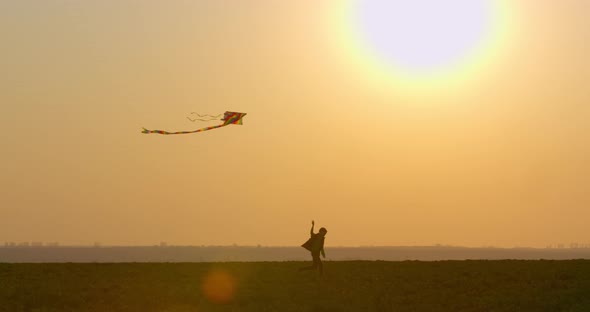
[[357, 0, 491, 73], [333, 0, 514, 91]]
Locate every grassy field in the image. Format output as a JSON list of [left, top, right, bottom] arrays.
[[1, 260, 590, 311]]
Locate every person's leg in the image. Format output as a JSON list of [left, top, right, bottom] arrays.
[[299, 252, 318, 271], [312, 252, 321, 275]]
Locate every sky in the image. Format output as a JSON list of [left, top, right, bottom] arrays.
[[1, 0, 588, 247]]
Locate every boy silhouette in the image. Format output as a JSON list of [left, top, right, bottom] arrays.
[[299, 220, 327, 276]]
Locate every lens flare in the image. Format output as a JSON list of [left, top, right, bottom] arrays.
[[201, 269, 237, 304]]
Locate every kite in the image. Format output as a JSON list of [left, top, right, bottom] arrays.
[[142, 111, 247, 135]]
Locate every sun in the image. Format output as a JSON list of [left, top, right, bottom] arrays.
[[356, 0, 492, 74], [333, 0, 513, 90]]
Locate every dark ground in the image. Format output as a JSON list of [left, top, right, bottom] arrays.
[[1, 260, 590, 311]]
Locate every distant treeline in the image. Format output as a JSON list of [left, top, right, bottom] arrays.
[[2, 246, 590, 263]]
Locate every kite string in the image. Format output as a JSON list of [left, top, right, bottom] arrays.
[[187, 117, 220, 122], [187, 112, 222, 122], [190, 113, 222, 117]]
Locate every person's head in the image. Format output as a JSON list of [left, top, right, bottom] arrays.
[[319, 227, 328, 237]]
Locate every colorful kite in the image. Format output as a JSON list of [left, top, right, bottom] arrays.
[[142, 111, 247, 135]]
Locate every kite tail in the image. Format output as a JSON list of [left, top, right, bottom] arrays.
[[141, 124, 227, 135]]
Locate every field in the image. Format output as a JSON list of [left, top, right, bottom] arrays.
[[1, 260, 590, 311]]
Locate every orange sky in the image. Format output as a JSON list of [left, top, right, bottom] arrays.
[[1, 1, 588, 247]]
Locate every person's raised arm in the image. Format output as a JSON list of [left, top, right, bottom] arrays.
[[310, 220, 315, 236]]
